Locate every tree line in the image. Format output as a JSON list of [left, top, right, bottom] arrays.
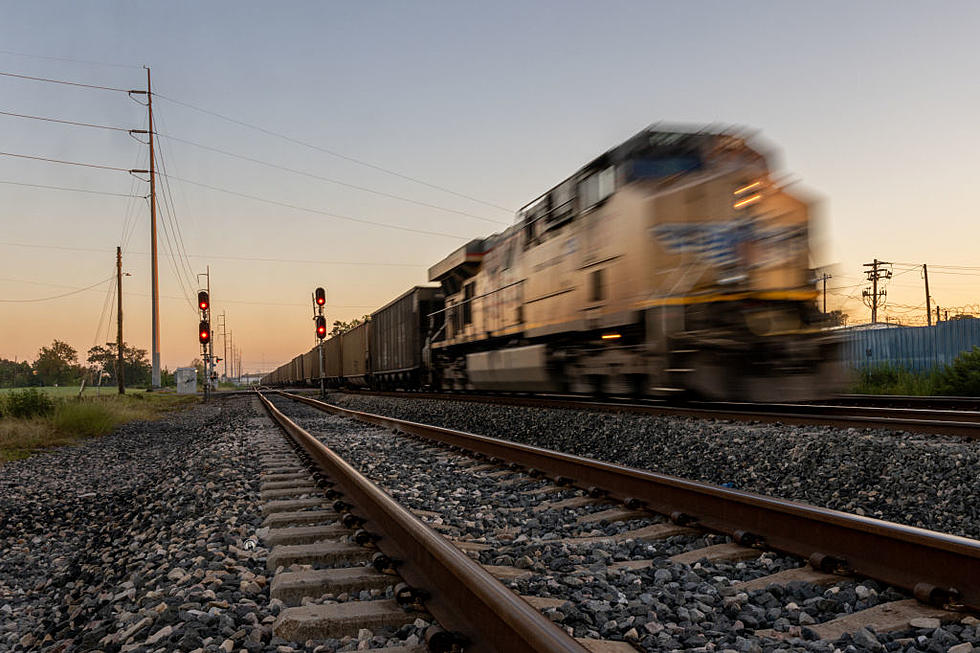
[[0, 340, 170, 388]]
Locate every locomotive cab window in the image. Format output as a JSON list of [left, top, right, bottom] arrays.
[[579, 166, 616, 211]]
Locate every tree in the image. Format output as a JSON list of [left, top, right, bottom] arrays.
[[936, 346, 980, 396], [33, 340, 81, 386], [825, 310, 848, 327], [189, 358, 205, 388], [0, 358, 36, 388], [329, 315, 371, 336], [86, 343, 152, 387]]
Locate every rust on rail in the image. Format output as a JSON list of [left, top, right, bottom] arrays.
[[282, 391, 980, 612], [256, 392, 588, 653]]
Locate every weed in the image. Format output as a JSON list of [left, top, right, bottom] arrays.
[[2, 388, 57, 418], [935, 346, 980, 396]]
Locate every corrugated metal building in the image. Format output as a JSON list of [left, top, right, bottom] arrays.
[[840, 319, 980, 371]]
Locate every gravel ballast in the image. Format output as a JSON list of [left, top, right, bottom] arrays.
[[269, 396, 980, 653], [0, 396, 387, 652], [324, 393, 980, 541]]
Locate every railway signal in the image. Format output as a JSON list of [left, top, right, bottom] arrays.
[[199, 320, 211, 344], [313, 285, 327, 399], [198, 290, 210, 312]]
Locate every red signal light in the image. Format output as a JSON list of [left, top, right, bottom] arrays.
[[315, 315, 326, 339], [199, 320, 211, 344], [315, 287, 326, 306], [198, 290, 209, 311]]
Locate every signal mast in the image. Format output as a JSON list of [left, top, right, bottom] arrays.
[[198, 289, 212, 402], [314, 287, 326, 399]]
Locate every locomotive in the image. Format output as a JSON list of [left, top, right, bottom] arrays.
[[262, 126, 841, 401]]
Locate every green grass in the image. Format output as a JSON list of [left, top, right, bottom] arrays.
[[850, 364, 943, 395], [0, 392, 197, 462], [0, 385, 155, 396]]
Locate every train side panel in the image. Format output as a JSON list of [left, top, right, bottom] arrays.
[[341, 321, 370, 386], [369, 286, 443, 386], [325, 334, 343, 381]]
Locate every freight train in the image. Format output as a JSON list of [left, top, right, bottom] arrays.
[[262, 126, 842, 401]]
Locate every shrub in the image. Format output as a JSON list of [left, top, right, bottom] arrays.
[[2, 388, 57, 418], [935, 347, 980, 396], [852, 364, 941, 395], [52, 401, 120, 438]]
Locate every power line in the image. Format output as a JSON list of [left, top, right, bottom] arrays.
[[0, 241, 427, 267], [159, 132, 507, 225], [0, 179, 141, 198], [0, 275, 113, 303], [161, 172, 471, 240], [0, 108, 133, 132], [0, 70, 131, 92], [153, 110, 202, 291], [0, 152, 474, 239], [0, 49, 140, 69], [155, 92, 514, 214], [0, 151, 131, 172], [0, 274, 377, 309]]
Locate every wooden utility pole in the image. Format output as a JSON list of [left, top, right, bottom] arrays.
[[862, 259, 891, 324], [116, 247, 125, 394], [819, 272, 832, 314], [923, 263, 932, 326]]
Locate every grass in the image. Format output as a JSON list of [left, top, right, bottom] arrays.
[[850, 364, 943, 395], [0, 385, 152, 396], [0, 391, 197, 463]]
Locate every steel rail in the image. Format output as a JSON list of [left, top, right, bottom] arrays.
[[281, 391, 980, 612], [333, 389, 980, 439], [255, 392, 588, 653]]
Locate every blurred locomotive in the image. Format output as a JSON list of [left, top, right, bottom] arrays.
[[262, 126, 842, 401]]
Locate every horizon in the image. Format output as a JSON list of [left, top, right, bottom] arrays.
[[3, 2, 979, 374]]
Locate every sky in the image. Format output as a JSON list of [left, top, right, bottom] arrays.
[[1, 2, 979, 373]]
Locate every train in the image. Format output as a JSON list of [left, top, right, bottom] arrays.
[[262, 125, 842, 401]]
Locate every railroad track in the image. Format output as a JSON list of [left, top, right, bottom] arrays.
[[319, 389, 980, 439], [255, 390, 979, 652]]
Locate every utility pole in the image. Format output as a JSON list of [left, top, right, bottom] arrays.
[[116, 247, 125, 395], [129, 70, 160, 386], [936, 305, 941, 324], [862, 259, 892, 324], [147, 67, 161, 387], [923, 264, 932, 326], [219, 311, 228, 380], [228, 332, 233, 384], [819, 272, 832, 314]]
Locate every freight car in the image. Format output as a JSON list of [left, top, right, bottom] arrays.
[[262, 125, 841, 401]]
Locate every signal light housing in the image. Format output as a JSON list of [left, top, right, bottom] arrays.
[[198, 290, 210, 311], [316, 315, 327, 339], [199, 320, 211, 344], [315, 287, 326, 306]]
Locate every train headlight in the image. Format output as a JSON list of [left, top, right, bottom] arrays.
[[733, 180, 764, 209]]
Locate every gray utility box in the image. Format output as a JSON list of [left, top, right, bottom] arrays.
[[175, 367, 197, 394]]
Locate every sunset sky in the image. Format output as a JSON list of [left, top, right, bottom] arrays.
[[2, 2, 979, 373]]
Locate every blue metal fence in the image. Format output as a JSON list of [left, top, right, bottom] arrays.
[[840, 320, 980, 371]]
